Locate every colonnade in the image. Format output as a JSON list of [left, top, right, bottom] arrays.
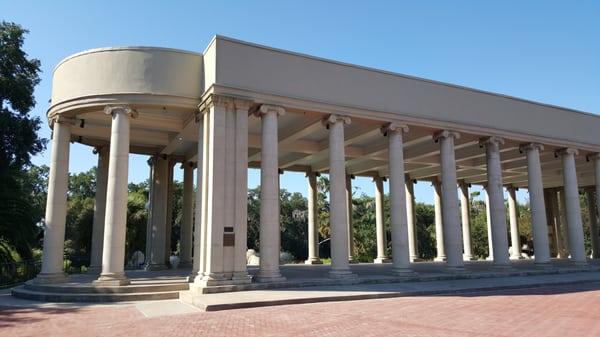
[[35, 98, 600, 287]]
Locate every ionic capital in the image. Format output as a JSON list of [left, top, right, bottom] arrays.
[[381, 122, 409, 136], [586, 153, 600, 162], [104, 105, 138, 118], [198, 94, 235, 115], [254, 104, 285, 118], [49, 115, 76, 128], [519, 142, 544, 153], [322, 114, 351, 128], [479, 136, 505, 148], [233, 98, 254, 112], [433, 130, 460, 142], [556, 147, 579, 157]]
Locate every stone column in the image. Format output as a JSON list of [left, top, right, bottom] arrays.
[[88, 146, 109, 274], [305, 171, 322, 264], [520, 143, 551, 265], [180, 162, 194, 268], [481, 137, 510, 268], [144, 158, 154, 265], [484, 186, 494, 260], [164, 160, 175, 264], [591, 153, 600, 259], [346, 175, 357, 263], [256, 105, 285, 282], [385, 123, 414, 275], [558, 188, 570, 256], [191, 111, 204, 279], [550, 188, 567, 258], [95, 106, 137, 286], [374, 175, 390, 263], [459, 181, 474, 261], [405, 177, 419, 262], [558, 148, 586, 264], [432, 179, 446, 261], [434, 130, 464, 271], [145, 156, 168, 270], [325, 115, 355, 278], [507, 186, 523, 259], [585, 187, 599, 259], [35, 116, 73, 284]]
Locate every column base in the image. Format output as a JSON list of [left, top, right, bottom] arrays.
[[510, 255, 526, 260], [93, 273, 130, 286], [192, 272, 252, 288], [33, 272, 68, 284], [434, 256, 447, 262], [392, 268, 417, 278], [486, 256, 494, 261], [348, 258, 359, 264], [254, 270, 286, 283], [144, 263, 168, 271], [329, 269, 357, 279], [373, 257, 392, 264], [304, 258, 323, 265], [462, 254, 476, 261]]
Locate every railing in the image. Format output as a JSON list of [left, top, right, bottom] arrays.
[[0, 259, 41, 288]]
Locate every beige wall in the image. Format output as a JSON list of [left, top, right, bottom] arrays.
[[212, 37, 600, 148]]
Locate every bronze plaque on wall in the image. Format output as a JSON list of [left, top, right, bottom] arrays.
[[223, 233, 235, 246]]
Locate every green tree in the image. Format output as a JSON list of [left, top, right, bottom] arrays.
[[0, 22, 45, 264]]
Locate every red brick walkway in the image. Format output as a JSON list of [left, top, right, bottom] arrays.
[[3, 282, 600, 337]]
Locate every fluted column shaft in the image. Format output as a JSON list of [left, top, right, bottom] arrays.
[[507, 186, 522, 259], [326, 115, 355, 278], [386, 124, 413, 274], [256, 106, 285, 281], [374, 175, 390, 263], [405, 178, 418, 261], [559, 148, 586, 264], [459, 181, 473, 261], [435, 130, 464, 270], [180, 162, 194, 267], [36, 117, 73, 283], [305, 171, 322, 264], [346, 175, 356, 263], [485, 188, 494, 260], [89, 147, 109, 273], [482, 137, 510, 267], [433, 180, 445, 261], [521, 143, 551, 264], [96, 106, 137, 286]]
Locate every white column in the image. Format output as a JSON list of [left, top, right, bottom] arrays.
[[325, 115, 355, 278], [180, 162, 194, 267], [88, 146, 109, 274], [585, 187, 599, 259], [146, 156, 168, 270], [386, 123, 414, 275], [550, 188, 567, 258], [305, 171, 322, 264], [434, 130, 464, 270], [558, 148, 586, 264], [591, 153, 600, 259], [481, 137, 510, 268], [95, 106, 137, 286], [405, 177, 419, 262], [35, 117, 73, 284], [520, 143, 551, 265], [256, 105, 285, 282], [558, 188, 570, 256], [374, 175, 390, 263], [433, 180, 446, 261], [484, 186, 494, 260], [164, 160, 175, 263], [507, 186, 523, 259], [459, 181, 473, 261], [346, 175, 357, 263]]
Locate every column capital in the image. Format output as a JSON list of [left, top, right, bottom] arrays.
[[180, 161, 194, 169], [92, 145, 109, 155], [323, 114, 351, 128], [305, 170, 321, 178], [233, 98, 254, 112], [519, 142, 544, 153], [103, 105, 138, 118], [49, 115, 76, 129], [433, 130, 460, 142], [586, 153, 600, 161], [457, 179, 470, 188], [381, 122, 409, 136], [479, 136, 505, 148], [505, 184, 518, 192], [556, 147, 579, 157], [199, 93, 235, 112], [253, 104, 285, 118]]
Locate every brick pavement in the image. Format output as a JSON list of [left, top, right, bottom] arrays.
[[3, 282, 600, 337]]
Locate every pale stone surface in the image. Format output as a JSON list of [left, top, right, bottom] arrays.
[[145, 156, 168, 271], [459, 181, 473, 261], [374, 175, 390, 264], [305, 171, 322, 265], [559, 149, 586, 264], [507, 186, 523, 260], [179, 163, 194, 267], [88, 147, 109, 274], [405, 178, 419, 262], [346, 175, 356, 263], [432, 180, 446, 262]]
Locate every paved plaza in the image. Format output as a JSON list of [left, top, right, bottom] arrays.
[[3, 280, 600, 337]]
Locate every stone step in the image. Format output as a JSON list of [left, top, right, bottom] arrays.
[[23, 281, 190, 294], [11, 286, 181, 302]]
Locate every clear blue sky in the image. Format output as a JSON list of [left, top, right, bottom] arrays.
[[3, 1, 599, 203]]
